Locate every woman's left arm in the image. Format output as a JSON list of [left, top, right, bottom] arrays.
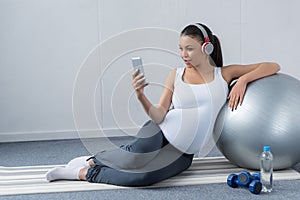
[[222, 62, 281, 111]]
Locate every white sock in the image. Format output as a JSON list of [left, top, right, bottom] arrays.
[[66, 156, 91, 169], [46, 167, 81, 182]]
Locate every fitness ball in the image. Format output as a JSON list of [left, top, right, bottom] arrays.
[[213, 73, 300, 170]]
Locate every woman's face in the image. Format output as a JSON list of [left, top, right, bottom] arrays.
[[179, 35, 205, 68]]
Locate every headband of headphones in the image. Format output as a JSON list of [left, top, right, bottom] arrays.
[[190, 23, 210, 43], [188, 23, 214, 55]]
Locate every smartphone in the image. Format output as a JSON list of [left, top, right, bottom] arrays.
[[131, 57, 146, 84]]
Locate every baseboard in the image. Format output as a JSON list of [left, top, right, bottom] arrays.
[[0, 127, 139, 143]]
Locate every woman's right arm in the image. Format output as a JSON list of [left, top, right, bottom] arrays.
[[132, 69, 176, 124]]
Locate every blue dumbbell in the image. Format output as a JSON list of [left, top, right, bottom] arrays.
[[227, 171, 262, 194]]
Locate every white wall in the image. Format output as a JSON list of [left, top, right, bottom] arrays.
[[1, 0, 299, 142]]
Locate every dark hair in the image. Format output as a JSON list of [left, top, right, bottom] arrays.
[[180, 23, 223, 67]]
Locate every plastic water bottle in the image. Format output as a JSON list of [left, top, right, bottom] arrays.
[[260, 146, 273, 192]]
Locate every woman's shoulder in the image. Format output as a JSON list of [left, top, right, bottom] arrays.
[[168, 67, 183, 74], [169, 67, 184, 76], [164, 67, 184, 86], [220, 65, 235, 84], [164, 68, 177, 87]]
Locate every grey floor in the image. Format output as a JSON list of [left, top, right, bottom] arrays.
[[1, 138, 300, 200]]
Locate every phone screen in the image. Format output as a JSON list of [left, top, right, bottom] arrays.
[[131, 57, 144, 75], [131, 57, 146, 85]]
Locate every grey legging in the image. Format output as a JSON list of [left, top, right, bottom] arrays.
[[86, 120, 194, 186]]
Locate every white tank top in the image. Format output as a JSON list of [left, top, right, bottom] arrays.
[[159, 67, 228, 155]]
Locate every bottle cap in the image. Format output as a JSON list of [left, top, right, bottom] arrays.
[[264, 146, 270, 152]]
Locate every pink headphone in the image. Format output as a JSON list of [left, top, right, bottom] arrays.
[[190, 23, 214, 55]]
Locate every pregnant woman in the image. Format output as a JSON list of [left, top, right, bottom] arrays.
[[46, 23, 280, 186]]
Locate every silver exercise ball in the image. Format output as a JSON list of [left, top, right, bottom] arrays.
[[213, 73, 300, 170]]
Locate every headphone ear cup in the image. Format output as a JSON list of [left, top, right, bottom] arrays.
[[202, 42, 214, 55]]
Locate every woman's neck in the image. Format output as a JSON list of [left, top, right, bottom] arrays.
[[184, 64, 215, 84], [188, 63, 215, 76]]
